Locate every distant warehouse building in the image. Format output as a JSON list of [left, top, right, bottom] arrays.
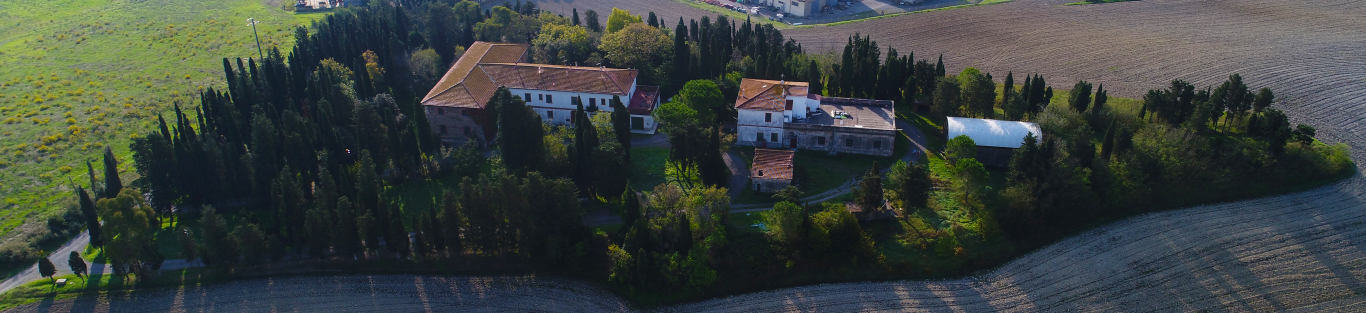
[[752, 0, 831, 17], [946, 117, 1043, 167]]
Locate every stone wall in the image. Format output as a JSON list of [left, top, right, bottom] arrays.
[[785, 123, 895, 157], [752, 177, 792, 193], [425, 106, 490, 148]]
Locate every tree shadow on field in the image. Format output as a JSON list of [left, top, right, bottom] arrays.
[[1162, 177, 1366, 312]]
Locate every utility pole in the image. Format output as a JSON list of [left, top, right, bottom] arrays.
[[247, 18, 264, 61]]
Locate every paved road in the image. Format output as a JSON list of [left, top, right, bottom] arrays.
[[0, 231, 92, 294]]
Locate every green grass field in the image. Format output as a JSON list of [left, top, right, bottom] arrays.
[[0, 0, 323, 239]]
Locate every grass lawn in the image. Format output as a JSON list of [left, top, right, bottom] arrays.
[[629, 147, 670, 192], [0, 266, 236, 311], [0, 0, 324, 244]]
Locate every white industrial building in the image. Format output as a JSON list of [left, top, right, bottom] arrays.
[[945, 117, 1043, 167]]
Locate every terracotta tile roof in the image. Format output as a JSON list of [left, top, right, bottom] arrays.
[[478, 63, 637, 96], [628, 85, 661, 115], [750, 149, 795, 181], [422, 42, 641, 109], [422, 42, 530, 109], [735, 79, 809, 111]]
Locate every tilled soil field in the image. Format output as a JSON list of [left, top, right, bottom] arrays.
[[15, 0, 1366, 311], [12, 275, 632, 312]]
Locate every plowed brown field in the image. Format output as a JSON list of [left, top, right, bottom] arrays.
[[15, 0, 1366, 311]]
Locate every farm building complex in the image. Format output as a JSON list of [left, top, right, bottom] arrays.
[[421, 41, 662, 147], [946, 117, 1043, 167], [751, 0, 831, 17], [750, 149, 796, 192], [734, 78, 896, 156]]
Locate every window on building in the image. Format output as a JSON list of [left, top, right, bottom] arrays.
[[463, 127, 471, 136], [461, 109, 468, 116], [589, 98, 597, 106], [765, 113, 772, 123], [785, 100, 793, 110], [756, 132, 764, 142], [437, 108, 445, 115], [440, 125, 448, 134], [538, 94, 543, 101], [525, 93, 532, 102], [548, 110, 554, 119], [873, 140, 882, 149], [771, 133, 779, 142], [845, 138, 854, 147], [818, 136, 826, 145], [546, 95, 554, 104]]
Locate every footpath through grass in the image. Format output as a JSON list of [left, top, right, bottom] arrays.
[[0, 0, 322, 242]]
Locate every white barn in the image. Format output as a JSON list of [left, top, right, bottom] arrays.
[[946, 117, 1043, 167]]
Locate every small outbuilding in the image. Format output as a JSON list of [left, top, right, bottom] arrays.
[[750, 149, 796, 192], [946, 117, 1044, 167]]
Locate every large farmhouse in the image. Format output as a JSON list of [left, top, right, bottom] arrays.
[[946, 117, 1043, 167], [421, 41, 662, 147], [735, 78, 896, 156]]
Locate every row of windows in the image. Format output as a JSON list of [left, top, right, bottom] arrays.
[[769, 133, 882, 149], [522, 93, 612, 108], [435, 107, 469, 116]]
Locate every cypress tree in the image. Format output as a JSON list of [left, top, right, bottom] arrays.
[[426, 208, 444, 257], [102, 147, 122, 199], [85, 161, 101, 197], [572, 8, 580, 26], [584, 10, 601, 32], [1093, 84, 1108, 117], [648, 12, 659, 28], [611, 96, 632, 164], [77, 186, 103, 247], [1100, 120, 1116, 161], [673, 18, 690, 94], [808, 60, 823, 96], [1044, 87, 1054, 107], [1068, 80, 1093, 113], [441, 191, 464, 258], [1003, 72, 1015, 106], [935, 54, 945, 78], [620, 186, 641, 235], [385, 201, 409, 257]]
